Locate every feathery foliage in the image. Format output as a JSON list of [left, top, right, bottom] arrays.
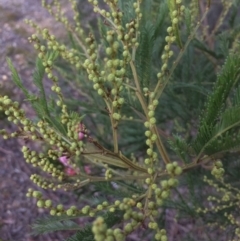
[[1, 0, 240, 241]]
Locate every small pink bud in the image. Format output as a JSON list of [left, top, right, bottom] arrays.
[[84, 165, 91, 174], [78, 132, 85, 140], [65, 167, 76, 176], [59, 156, 69, 166]]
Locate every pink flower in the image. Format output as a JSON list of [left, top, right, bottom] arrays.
[[84, 165, 91, 174], [77, 123, 86, 140], [65, 167, 76, 176], [59, 156, 77, 176], [78, 132, 85, 140], [59, 156, 69, 166]]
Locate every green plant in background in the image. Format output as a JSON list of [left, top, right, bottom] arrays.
[[1, 0, 240, 240]]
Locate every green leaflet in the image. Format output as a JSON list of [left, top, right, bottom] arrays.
[[7, 58, 33, 99], [192, 53, 240, 157], [32, 215, 83, 235], [184, 7, 192, 35], [168, 134, 191, 163], [136, 21, 155, 88]]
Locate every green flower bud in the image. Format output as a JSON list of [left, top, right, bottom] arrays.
[[147, 168, 153, 174], [168, 178, 177, 187], [32, 191, 42, 198], [98, 88, 104, 96], [48, 73, 53, 79], [180, 5, 185, 11], [147, 148, 153, 156], [161, 190, 169, 199], [107, 60, 113, 68], [124, 223, 133, 233], [113, 41, 120, 50], [40, 45, 46, 52], [148, 111, 154, 117], [66, 209, 74, 216], [151, 134, 157, 141], [123, 51, 128, 57], [97, 204, 103, 211], [144, 158, 150, 165], [149, 117, 156, 124], [106, 236, 115, 241], [153, 100, 159, 106], [112, 100, 118, 107], [172, 18, 178, 25], [82, 205, 90, 214], [50, 209, 57, 215], [114, 200, 120, 206], [113, 59, 120, 67], [144, 121, 150, 128], [45, 199, 52, 207], [107, 74, 115, 82], [148, 201, 155, 209], [113, 228, 121, 235], [146, 139, 151, 146], [145, 130, 151, 137], [57, 204, 64, 211], [164, 44, 170, 51], [155, 233, 162, 240], [166, 163, 174, 173], [26, 193, 31, 198], [172, 10, 178, 17], [161, 63, 168, 71], [37, 200, 44, 208], [145, 177, 151, 184], [106, 35, 113, 42], [156, 199, 163, 206], [93, 83, 100, 90], [113, 113, 121, 120], [106, 47, 112, 55], [124, 34, 129, 40], [161, 180, 168, 189], [3, 99, 11, 105], [174, 166, 182, 175], [118, 98, 124, 105], [161, 235, 168, 241], [167, 27, 173, 33]]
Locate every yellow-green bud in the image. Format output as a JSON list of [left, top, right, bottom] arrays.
[[37, 200, 44, 208], [172, 18, 178, 25], [174, 166, 182, 175]]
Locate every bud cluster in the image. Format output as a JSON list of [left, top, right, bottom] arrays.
[[211, 160, 224, 179], [157, 0, 185, 84], [196, 174, 240, 238]]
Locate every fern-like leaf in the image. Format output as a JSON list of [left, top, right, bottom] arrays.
[[192, 53, 240, 155], [136, 21, 155, 88], [66, 225, 93, 241], [32, 215, 82, 235], [32, 57, 50, 117], [200, 53, 240, 127], [7, 58, 33, 99], [168, 134, 192, 163]]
